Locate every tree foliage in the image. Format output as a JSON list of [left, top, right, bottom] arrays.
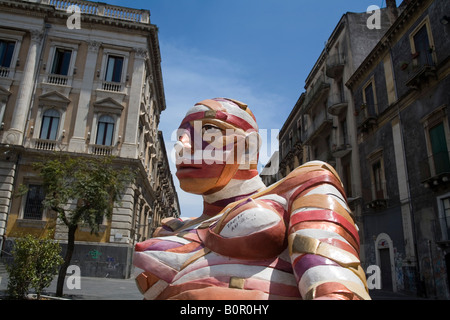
[[34, 155, 135, 234], [32, 154, 135, 296], [7, 234, 64, 300]]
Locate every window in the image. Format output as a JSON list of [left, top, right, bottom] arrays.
[[437, 194, 450, 241], [413, 24, 433, 66], [364, 82, 376, 116], [23, 184, 45, 220], [96, 115, 115, 146], [105, 55, 124, 83], [372, 161, 384, 199], [51, 48, 72, 76], [429, 122, 450, 175], [0, 40, 15, 68], [368, 149, 385, 201], [39, 109, 60, 140]]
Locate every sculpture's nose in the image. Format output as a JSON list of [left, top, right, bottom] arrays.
[[174, 131, 194, 161]]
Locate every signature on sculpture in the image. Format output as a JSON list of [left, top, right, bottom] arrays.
[[133, 98, 370, 300]]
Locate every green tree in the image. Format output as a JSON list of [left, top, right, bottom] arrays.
[[7, 234, 64, 300], [32, 155, 135, 297]]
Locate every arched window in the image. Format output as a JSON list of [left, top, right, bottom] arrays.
[[40, 109, 60, 140], [96, 115, 115, 146]]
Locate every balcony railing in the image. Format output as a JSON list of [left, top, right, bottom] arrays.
[[356, 104, 378, 132], [405, 51, 437, 90], [302, 79, 330, 112], [302, 108, 333, 144], [328, 93, 348, 116], [420, 151, 450, 183], [0, 67, 10, 78], [90, 144, 116, 156], [46, 74, 69, 86], [326, 53, 345, 79], [37, 0, 150, 23], [33, 138, 59, 151], [102, 81, 123, 92]]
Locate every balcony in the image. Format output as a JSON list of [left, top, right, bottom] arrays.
[[420, 151, 450, 189], [303, 79, 330, 112], [32, 138, 60, 151], [332, 143, 352, 158], [101, 81, 123, 93], [356, 104, 378, 132], [327, 93, 348, 116], [405, 52, 437, 90], [302, 109, 333, 144], [326, 53, 345, 79], [89, 144, 117, 156], [46, 74, 69, 86], [37, 0, 150, 24]]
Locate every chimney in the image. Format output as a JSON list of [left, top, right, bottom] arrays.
[[386, 0, 399, 24]]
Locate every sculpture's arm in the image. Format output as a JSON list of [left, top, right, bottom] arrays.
[[287, 162, 370, 300]]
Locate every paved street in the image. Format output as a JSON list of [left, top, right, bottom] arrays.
[[0, 270, 143, 300], [0, 267, 432, 300]]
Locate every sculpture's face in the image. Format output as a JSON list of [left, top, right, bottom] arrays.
[[175, 98, 258, 195]]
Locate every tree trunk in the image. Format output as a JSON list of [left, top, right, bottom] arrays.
[[56, 224, 77, 297]]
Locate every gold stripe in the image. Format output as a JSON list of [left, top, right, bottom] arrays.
[[229, 277, 246, 289], [305, 280, 371, 300], [291, 194, 354, 224], [289, 234, 360, 267], [180, 248, 211, 270], [348, 265, 369, 291]]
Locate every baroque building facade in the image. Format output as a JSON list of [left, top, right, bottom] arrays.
[[276, 0, 450, 299], [277, 2, 396, 271], [347, 0, 450, 299], [0, 0, 180, 278]]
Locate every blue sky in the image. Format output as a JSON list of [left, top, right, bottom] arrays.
[[107, 0, 396, 217]]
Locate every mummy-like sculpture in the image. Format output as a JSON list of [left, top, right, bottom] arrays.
[[133, 98, 370, 300]]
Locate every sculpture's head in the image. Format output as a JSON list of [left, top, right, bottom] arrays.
[[174, 98, 260, 195]]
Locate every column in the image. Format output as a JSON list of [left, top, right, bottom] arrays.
[[0, 155, 17, 243], [392, 117, 416, 262], [120, 47, 147, 158], [4, 29, 43, 146], [68, 40, 101, 153]]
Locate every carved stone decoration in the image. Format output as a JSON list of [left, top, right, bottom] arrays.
[[29, 29, 44, 43], [134, 47, 148, 60], [87, 40, 102, 52]]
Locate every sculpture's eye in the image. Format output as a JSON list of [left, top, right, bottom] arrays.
[[202, 124, 222, 134]]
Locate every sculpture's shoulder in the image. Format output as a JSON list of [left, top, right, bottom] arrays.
[[262, 160, 346, 203]]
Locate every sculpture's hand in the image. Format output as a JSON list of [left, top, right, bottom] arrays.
[[153, 217, 187, 237]]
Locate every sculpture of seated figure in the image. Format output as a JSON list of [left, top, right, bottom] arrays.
[[133, 98, 370, 300]]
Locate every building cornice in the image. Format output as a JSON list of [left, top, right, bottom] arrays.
[[346, 0, 431, 89]]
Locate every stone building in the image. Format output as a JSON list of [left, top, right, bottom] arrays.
[[347, 0, 450, 298], [0, 0, 179, 278], [277, 3, 395, 267]]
